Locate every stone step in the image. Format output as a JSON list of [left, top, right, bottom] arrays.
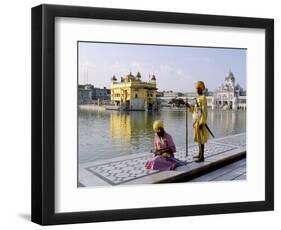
[[190, 158, 246, 182], [79, 133, 246, 187], [123, 147, 246, 185]]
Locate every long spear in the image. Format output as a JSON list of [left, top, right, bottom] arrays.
[[186, 96, 188, 157]]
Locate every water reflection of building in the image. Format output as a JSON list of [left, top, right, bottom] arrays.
[[109, 111, 154, 143], [110, 72, 158, 111], [110, 112, 132, 141]]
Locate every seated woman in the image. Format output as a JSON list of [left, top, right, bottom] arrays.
[[145, 120, 185, 171]]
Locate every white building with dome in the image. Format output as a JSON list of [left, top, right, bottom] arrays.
[[208, 71, 246, 110], [157, 71, 246, 110]]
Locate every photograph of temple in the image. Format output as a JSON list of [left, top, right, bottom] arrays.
[[77, 41, 247, 187]]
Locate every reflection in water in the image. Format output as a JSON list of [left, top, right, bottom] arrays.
[[79, 108, 246, 163]]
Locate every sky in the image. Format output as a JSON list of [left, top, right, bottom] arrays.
[[78, 42, 246, 92]]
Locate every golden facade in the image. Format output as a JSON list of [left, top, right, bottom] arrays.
[[110, 72, 158, 110]]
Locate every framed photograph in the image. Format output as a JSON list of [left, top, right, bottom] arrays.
[[31, 4, 274, 225]]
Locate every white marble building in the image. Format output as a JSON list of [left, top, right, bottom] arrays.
[[156, 71, 246, 110], [209, 71, 246, 110]]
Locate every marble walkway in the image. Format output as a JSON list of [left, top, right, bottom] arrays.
[[79, 133, 246, 187]]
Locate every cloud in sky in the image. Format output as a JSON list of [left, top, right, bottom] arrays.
[[78, 42, 246, 92]]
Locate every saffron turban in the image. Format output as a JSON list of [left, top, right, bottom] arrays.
[[153, 120, 164, 132], [195, 81, 205, 90]]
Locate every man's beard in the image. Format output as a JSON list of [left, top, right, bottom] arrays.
[[157, 131, 165, 137]]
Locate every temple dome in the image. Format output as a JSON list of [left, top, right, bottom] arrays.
[[111, 75, 117, 81], [125, 72, 136, 81], [136, 72, 141, 79], [225, 71, 235, 81]]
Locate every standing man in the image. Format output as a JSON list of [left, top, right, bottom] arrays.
[[186, 81, 209, 162]]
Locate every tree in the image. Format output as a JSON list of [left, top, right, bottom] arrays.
[[169, 98, 185, 107]]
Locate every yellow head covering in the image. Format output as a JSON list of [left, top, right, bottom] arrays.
[[153, 120, 164, 132], [195, 81, 205, 90]]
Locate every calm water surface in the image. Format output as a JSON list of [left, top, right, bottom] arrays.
[[79, 108, 246, 163]]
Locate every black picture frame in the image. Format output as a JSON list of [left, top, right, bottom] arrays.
[[31, 4, 274, 225]]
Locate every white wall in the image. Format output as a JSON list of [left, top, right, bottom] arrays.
[[0, 0, 279, 229]]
